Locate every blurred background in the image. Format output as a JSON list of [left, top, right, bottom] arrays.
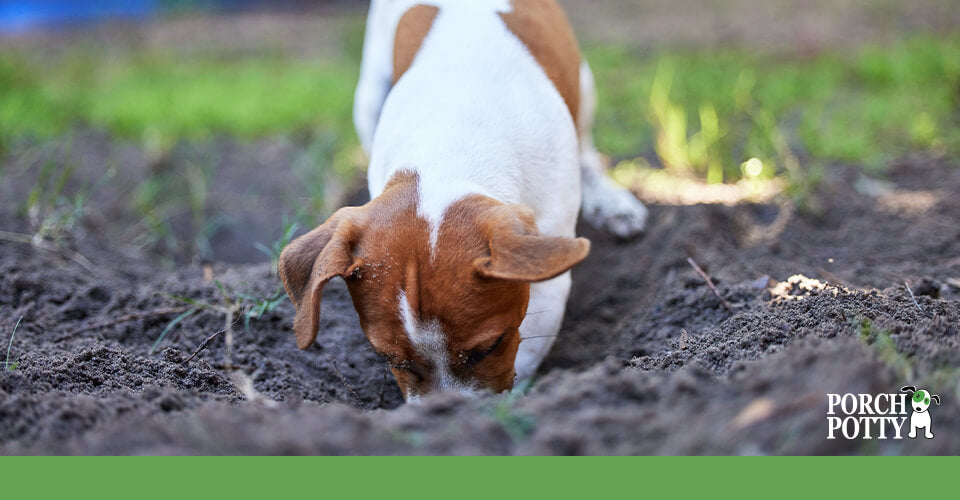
[[1, 0, 958, 267]]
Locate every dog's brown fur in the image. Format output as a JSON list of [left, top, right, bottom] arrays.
[[500, 0, 581, 123], [393, 4, 439, 84]]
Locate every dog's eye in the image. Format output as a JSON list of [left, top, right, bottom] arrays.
[[390, 359, 427, 383], [464, 332, 507, 367]]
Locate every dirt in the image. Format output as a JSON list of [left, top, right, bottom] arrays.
[[1, 129, 958, 454]]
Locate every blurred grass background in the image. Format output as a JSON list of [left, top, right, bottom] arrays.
[[3, 29, 957, 183], [1, 0, 959, 264]]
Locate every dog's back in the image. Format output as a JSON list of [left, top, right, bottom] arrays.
[[359, 1, 582, 241]]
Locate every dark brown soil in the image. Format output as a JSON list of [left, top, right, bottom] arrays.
[[1, 131, 958, 454]]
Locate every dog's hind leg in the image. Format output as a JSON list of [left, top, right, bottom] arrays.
[[577, 61, 648, 238]]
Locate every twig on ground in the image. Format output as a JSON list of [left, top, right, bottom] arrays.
[[904, 280, 924, 313], [183, 326, 225, 364], [0, 230, 99, 275], [61, 307, 191, 340], [180, 302, 242, 365], [328, 355, 366, 409], [519, 334, 558, 342], [687, 257, 733, 312], [730, 391, 821, 431], [223, 307, 236, 368]]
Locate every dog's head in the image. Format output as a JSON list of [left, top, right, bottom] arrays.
[[901, 386, 941, 413], [279, 172, 589, 401]]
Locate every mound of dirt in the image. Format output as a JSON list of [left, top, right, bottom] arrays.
[[1, 142, 958, 454]]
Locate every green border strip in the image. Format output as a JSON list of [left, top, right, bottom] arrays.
[[1, 457, 955, 497]]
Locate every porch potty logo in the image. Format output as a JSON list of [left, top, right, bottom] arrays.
[[827, 386, 941, 439]]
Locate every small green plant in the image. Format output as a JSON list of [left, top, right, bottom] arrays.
[[129, 152, 224, 262], [183, 153, 220, 262], [484, 391, 536, 442], [291, 132, 341, 216], [254, 216, 300, 276], [648, 60, 725, 182], [0, 149, 101, 273], [21, 152, 88, 244], [131, 174, 179, 255], [151, 282, 287, 363], [389, 430, 428, 448], [4, 315, 23, 371], [855, 317, 914, 380]]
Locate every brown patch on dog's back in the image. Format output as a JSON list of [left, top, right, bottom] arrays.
[[499, 0, 581, 123], [393, 4, 440, 84]]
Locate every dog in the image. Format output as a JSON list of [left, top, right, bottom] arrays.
[[901, 386, 940, 439], [279, 0, 647, 401]]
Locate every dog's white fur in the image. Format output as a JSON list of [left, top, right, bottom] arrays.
[[353, 0, 647, 382]]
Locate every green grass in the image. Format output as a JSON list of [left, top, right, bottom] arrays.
[[0, 51, 359, 149], [587, 36, 960, 180], [856, 317, 914, 381], [1, 36, 957, 188], [254, 216, 300, 276], [4, 315, 23, 371]]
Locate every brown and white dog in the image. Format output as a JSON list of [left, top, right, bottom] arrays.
[[279, 0, 647, 402]]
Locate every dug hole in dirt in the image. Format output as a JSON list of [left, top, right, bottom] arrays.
[[1, 137, 958, 455]]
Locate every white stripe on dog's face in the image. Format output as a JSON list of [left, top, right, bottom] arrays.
[[398, 291, 479, 399]]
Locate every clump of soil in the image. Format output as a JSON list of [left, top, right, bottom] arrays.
[[1, 136, 958, 454]]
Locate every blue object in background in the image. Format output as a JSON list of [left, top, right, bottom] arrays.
[[0, 0, 320, 33], [0, 0, 160, 33]]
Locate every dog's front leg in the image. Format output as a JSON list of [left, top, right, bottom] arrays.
[[514, 272, 572, 383]]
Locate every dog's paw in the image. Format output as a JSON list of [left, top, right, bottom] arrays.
[[582, 179, 648, 238]]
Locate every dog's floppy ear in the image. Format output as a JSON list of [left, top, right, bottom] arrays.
[[474, 204, 590, 282], [279, 207, 365, 350], [901, 386, 917, 393], [931, 395, 941, 405]]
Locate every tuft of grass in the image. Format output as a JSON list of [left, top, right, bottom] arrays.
[[4, 315, 23, 371], [483, 391, 536, 442], [129, 151, 226, 262], [151, 282, 286, 358], [20, 150, 88, 244], [389, 429, 428, 448], [149, 309, 198, 355], [255, 216, 300, 276], [855, 317, 914, 380]]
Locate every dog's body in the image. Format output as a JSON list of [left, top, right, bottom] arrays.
[[280, 0, 646, 401]]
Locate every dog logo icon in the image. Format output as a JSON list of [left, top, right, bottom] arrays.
[[901, 386, 940, 439]]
